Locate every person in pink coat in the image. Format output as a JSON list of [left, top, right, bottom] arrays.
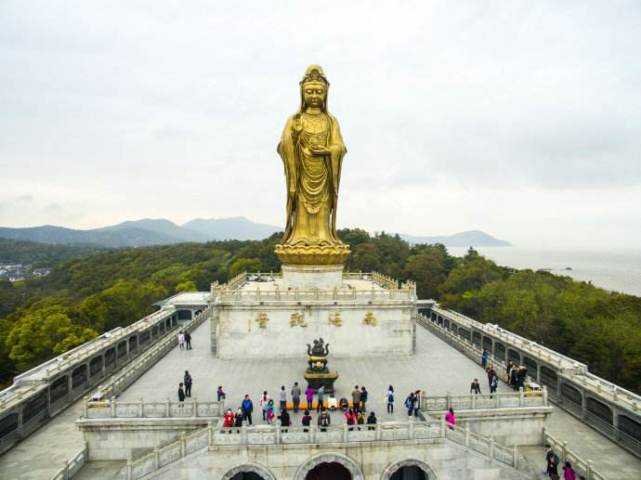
[[445, 408, 456, 430], [305, 386, 315, 409], [563, 461, 576, 480]]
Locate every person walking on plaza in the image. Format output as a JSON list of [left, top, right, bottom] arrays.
[[305, 385, 315, 410], [183, 370, 193, 397], [177, 382, 185, 406], [291, 382, 302, 413], [445, 408, 456, 430], [217, 385, 226, 402], [344, 408, 356, 430], [545, 445, 560, 479], [360, 386, 369, 413], [318, 408, 331, 432], [278, 408, 291, 432], [316, 386, 325, 413], [356, 410, 365, 430], [178, 331, 185, 350], [241, 394, 253, 425], [302, 409, 312, 432], [562, 461, 576, 480], [414, 390, 421, 416], [184, 331, 192, 350], [386, 385, 395, 413], [351, 385, 361, 413], [264, 399, 275, 424], [279, 385, 287, 413], [470, 378, 481, 394], [223, 408, 234, 432], [234, 407, 243, 432], [481, 349, 489, 369], [260, 391, 270, 421], [489, 374, 498, 397], [404, 392, 416, 417], [367, 411, 377, 431]]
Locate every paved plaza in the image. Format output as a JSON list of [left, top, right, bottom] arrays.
[[2, 319, 641, 479]]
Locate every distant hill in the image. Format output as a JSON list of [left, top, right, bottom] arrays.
[[400, 230, 511, 247], [0, 238, 104, 266], [0, 217, 282, 247]]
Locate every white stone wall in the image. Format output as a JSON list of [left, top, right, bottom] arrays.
[[212, 302, 415, 358]]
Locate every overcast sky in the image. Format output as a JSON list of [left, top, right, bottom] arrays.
[[1, 1, 640, 249]]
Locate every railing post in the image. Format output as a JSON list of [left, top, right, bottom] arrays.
[[166, 399, 170, 417], [518, 387, 524, 407], [464, 428, 470, 448], [512, 445, 518, 467], [275, 425, 281, 444], [561, 440, 568, 464], [154, 447, 160, 469], [489, 437, 495, 462], [111, 399, 116, 418], [586, 460, 593, 480], [440, 416, 447, 437], [471, 393, 476, 410], [126, 459, 133, 480], [193, 397, 198, 417], [63, 460, 70, 480], [241, 425, 248, 444], [310, 424, 316, 443], [343, 423, 349, 442], [139, 398, 144, 417], [408, 416, 415, 439], [180, 434, 186, 457], [83, 397, 88, 418], [208, 420, 213, 447], [543, 386, 548, 406], [375, 422, 382, 441]]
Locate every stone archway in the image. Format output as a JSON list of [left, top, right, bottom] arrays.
[[222, 463, 277, 480], [381, 459, 437, 480], [294, 453, 364, 480]]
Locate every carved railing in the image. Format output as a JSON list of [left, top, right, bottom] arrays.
[[420, 390, 548, 412], [543, 428, 607, 480], [48, 442, 88, 480], [84, 399, 224, 419]]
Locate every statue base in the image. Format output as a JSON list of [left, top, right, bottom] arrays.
[[282, 264, 343, 289], [304, 371, 338, 395], [274, 243, 350, 266]]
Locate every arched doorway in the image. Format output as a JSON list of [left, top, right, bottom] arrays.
[[222, 463, 276, 480], [305, 462, 352, 480], [230, 473, 265, 480], [390, 466, 428, 480]]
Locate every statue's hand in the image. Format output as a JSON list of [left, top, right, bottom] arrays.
[[310, 144, 331, 156]]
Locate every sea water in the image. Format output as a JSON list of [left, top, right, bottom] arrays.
[[447, 246, 641, 298]]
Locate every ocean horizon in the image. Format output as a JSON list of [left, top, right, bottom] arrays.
[[448, 246, 641, 298]]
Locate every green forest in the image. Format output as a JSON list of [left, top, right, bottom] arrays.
[[1, 230, 640, 394]]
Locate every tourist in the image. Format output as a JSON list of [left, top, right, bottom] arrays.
[[305, 385, 315, 410], [360, 386, 369, 413], [545, 445, 560, 479], [177, 382, 185, 406], [414, 390, 421, 416], [366, 411, 377, 431], [351, 385, 361, 413], [223, 408, 234, 433], [302, 409, 312, 432], [318, 408, 331, 432], [489, 374, 498, 398], [177, 331, 185, 350], [445, 408, 456, 430], [184, 370, 192, 397], [217, 385, 226, 402], [356, 410, 365, 430], [234, 407, 243, 432], [316, 386, 325, 413], [279, 385, 287, 412], [481, 349, 489, 368], [184, 331, 192, 350], [278, 408, 291, 432], [404, 392, 416, 417], [470, 378, 481, 394], [241, 394, 253, 425], [291, 382, 302, 413], [339, 397, 349, 411], [264, 399, 275, 424], [260, 391, 270, 420], [563, 461, 576, 480], [344, 408, 356, 430], [386, 385, 394, 414]]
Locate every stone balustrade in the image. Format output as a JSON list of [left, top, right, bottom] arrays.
[[48, 442, 88, 480], [0, 303, 211, 455], [419, 306, 641, 459], [125, 418, 525, 480], [420, 390, 548, 412], [84, 399, 224, 419], [543, 428, 607, 480]]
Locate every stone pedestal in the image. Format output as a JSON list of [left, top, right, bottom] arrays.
[[281, 264, 343, 289]]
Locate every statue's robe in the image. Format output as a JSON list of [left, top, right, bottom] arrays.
[[278, 112, 346, 245]]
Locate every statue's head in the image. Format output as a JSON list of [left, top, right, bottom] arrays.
[[300, 65, 329, 112]]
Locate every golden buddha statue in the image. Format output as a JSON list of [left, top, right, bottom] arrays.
[[274, 65, 350, 265]]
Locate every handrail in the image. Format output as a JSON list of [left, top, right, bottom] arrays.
[[83, 398, 224, 419], [543, 428, 608, 480], [420, 390, 548, 411], [48, 442, 89, 480]]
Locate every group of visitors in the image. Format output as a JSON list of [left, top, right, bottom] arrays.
[[176, 370, 193, 403], [177, 331, 192, 350], [545, 445, 582, 480], [507, 361, 528, 390], [403, 390, 422, 416]]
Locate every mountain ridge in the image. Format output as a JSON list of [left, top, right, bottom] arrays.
[[0, 218, 510, 248]]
